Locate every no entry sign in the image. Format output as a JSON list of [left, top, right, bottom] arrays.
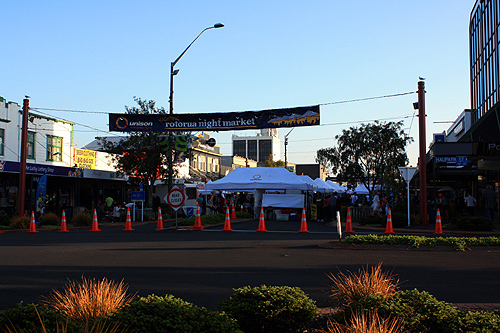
[[166, 186, 185, 211]]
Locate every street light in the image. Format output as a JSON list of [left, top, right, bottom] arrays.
[[167, 23, 224, 192]]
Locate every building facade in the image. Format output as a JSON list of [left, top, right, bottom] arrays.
[[232, 128, 281, 165]]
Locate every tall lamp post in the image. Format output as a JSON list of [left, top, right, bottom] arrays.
[[167, 23, 224, 193]]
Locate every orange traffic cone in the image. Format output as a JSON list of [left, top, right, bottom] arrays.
[[299, 207, 309, 233], [384, 208, 394, 234], [155, 208, 164, 231], [222, 206, 233, 231], [28, 211, 38, 233], [345, 207, 354, 233], [192, 203, 203, 231], [434, 209, 444, 235], [124, 207, 134, 231], [59, 210, 69, 232], [231, 203, 237, 219], [90, 209, 101, 232], [257, 207, 267, 232]]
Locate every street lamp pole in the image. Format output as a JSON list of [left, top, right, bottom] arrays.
[[167, 23, 224, 193]]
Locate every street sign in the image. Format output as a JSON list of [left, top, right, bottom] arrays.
[[398, 167, 417, 182], [434, 156, 468, 166], [166, 186, 185, 211], [131, 191, 145, 202]]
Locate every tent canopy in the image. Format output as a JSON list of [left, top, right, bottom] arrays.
[[297, 175, 319, 192], [314, 178, 335, 193], [326, 180, 346, 193], [206, 167, 314, 191]]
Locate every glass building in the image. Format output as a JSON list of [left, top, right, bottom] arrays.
[[470, 0, 500, 123]]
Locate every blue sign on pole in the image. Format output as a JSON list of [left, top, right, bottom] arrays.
[[434, 156, 468, 166], [131, 191, 145, 201]]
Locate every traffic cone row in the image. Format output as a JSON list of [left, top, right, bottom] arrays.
[[90, 209, 101, 232], [257, 207, 267, 232], [434, 209, 444, 235], [156, 208, 164, 231], [59, 210, 69, 232], [299, 207, 309, 233], [344, 207, 354, 233], [384, 208, 394, 234], [192, 203, 203, 230], [222, 206, 232, 231], [28, 211, 38, 233], [124, 207, 134, 231]]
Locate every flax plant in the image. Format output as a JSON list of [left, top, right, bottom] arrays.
[[321, 311, 404, 333], [42, 277, 135, 325], [327, 263, 400, 308]]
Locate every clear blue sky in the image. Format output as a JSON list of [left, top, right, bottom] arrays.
[[2, 1, 473, 168]]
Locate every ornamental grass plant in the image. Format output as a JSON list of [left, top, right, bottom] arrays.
[[42, 277, 136, 326], [321, 311, 404, 333], [327, 263, 400, 308]]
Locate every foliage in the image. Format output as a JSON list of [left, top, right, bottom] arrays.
[[455, 215, 495, 231], [264, 154, 286, 167], [316, 121, 412, 192], [110, 294, 242, 333], [358, 215, 384, 226], [42, 277, 135, 326], [0, 213, 11, 226], [322, 311, 404, 333], [177, 212, 252, 226], [71, 212, 93, 226], [0, 303, 81, 333], [39, 212, 60, 226], [9, 215, 30, 229], [457, 310, 500, 332], [327, 263, 400, 309], [391, 200, 418, 215], [218, 285, 317, 333], [341, 234, 500, 251], [100, 97, 172, 205]]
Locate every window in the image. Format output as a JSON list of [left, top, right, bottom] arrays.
[[0, 129, 4, 156], [259, 140, 272, 163], [248, 140, 257, 161], [27, 131, 35, 159], [47, 135, 62, 161], [233, 140, 246, 158]]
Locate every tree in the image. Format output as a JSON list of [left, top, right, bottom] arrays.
[[316, 121, 412, 192], [100, 97, 171, 204], [264, 154, 286, 167]]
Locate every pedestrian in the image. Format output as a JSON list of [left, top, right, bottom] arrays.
[[105, 195, 114, 212], [112, 202, 121, 222], [152, 193, 161, 219], [464, 193, 476, 215], [371, 190, 382, 217], [481, 185, 497, 221]]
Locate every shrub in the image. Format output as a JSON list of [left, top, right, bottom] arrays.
[[457, 310, 500, 332], [455, 215, 494, 231], [323, 311, 404, 333], [0, 302, 81, 333], [111, 294, 242, 333], [0, 213, 11, 226], [390, 212, 416, 228], [42, 277, 135, 325], [218, 285, 317, 333], [358, 215, 384, 226], [9, 215, 30, 229], [327, 263, 400, 308], [39, 212, 60, 226], [71, 212, 92, 226]]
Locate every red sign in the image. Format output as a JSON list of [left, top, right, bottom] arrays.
[[166, 186, 185, 210]]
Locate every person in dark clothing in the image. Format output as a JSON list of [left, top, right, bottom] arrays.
[[152, 193, 161, 219]]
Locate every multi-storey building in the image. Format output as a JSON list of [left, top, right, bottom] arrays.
[[232, 128, 281, 165]]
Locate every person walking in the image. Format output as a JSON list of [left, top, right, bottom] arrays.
[[464, 193, 476, 215], [481, 185, 497, 221], [371, 190, 382, 217]]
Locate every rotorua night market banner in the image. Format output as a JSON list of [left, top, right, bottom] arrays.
[[109, 105, 320, 132]]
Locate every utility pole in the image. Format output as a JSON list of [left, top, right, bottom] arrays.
[[17, 97, 29, 217], [418, 81, 427, 225]]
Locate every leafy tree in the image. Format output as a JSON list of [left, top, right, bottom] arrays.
[[316, 121, 412, 192], [100, 97, 171, 203], [264, 154, 286, 167]]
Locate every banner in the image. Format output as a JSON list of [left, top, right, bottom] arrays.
[[35, 174, 47, 213], [109, 105, 320, 132], [74, 148, 97, 169]]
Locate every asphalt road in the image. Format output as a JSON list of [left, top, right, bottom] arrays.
[[0, 219, 499, 311]]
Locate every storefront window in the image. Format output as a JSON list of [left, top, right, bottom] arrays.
[[27, 131, 35, 159]]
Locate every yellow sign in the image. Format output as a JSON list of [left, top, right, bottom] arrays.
[[74, 148, 97, 169]]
